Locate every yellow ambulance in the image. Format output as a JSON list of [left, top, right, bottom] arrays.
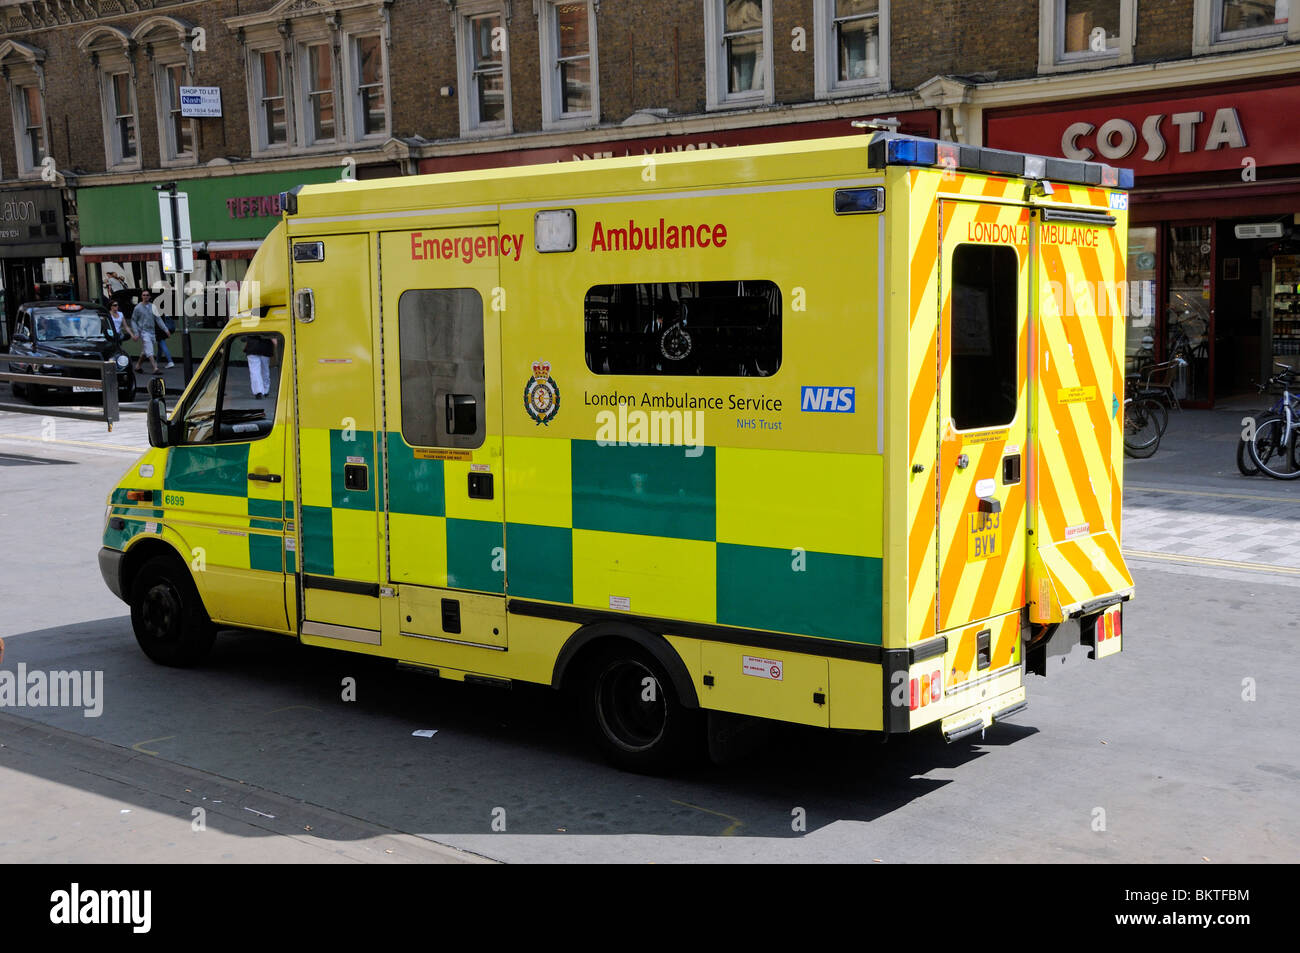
[[99, 131, 1135, 770]]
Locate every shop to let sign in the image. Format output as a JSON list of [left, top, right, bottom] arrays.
[[180, 86, 222, 118]]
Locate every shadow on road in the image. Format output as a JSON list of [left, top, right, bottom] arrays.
[[0, 617, 1036, 841]]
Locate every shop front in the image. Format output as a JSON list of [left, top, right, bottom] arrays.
[[985, 80, 1300, 407], [0, 187, 76, 344], [415, 111, 939, 175], [75, 167, 345, 365]]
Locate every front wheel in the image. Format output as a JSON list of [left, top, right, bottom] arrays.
[[1251, 417, 1300, 480], [1124, 398, 1164, 458], [582, 644, 700, 773], [129, 554, 216, 666]]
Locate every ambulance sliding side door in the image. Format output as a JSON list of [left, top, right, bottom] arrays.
[[935, 200, 1030, 646], [289, 233, 385, 644], [379, 228, 507, 651]]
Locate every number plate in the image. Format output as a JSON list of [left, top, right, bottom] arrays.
[[967, 511, 1001, 561]]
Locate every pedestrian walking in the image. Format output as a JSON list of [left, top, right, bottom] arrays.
[[157, 313, 176, 369], [107, 300, 136, 342], [131, 290, 169, 375]]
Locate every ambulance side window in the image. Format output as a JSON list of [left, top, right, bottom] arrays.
[[398, 288, 485, 449], [584, 280, 781, 377], [177, 333, 283, 444], [950, 245, 1018, 430]]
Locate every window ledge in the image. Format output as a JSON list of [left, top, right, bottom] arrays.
[[706, 94, 771, 113], [819, 81, 890, 100], [1193, 33, 1288, 55], [541, 114, 599, 132]]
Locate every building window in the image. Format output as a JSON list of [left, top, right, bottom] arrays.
[[704, 0, 773, 109], [227, 3, 394, 153], [814, 0, 889, 97], [472, 14, 506, 124], [304, 42, 336, 143], [1038, 0, 1135, 72], [19, 85, 46, 169], [108, 72, 137, 162], [78, 27, 139, 171], [353, 35, 387, 137], [455, 3, 511, 135], [1193, 0, 1297, 51], [157, 62, 194, 161], [540, 1, 598, 128], [256, 50, 288, 148]]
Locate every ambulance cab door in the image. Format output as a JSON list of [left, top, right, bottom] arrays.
[[378, 228, 507, 650], [936, 201, 1030, 639], [289, 233, 384, 643]]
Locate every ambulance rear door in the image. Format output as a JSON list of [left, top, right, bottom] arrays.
[[935, 199, 1031, 655], [1027, 203, 1134, 624]]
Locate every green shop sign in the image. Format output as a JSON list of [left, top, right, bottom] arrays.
[[78, 167, 344, 246]]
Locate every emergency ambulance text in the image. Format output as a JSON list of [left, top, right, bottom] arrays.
[[410, 231, 524, 263]]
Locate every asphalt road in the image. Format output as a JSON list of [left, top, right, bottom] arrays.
[[1, 411, 1297, 863]]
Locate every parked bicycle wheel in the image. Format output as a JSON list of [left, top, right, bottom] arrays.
[[1250, 417, 1300, 480], [1237, 412, 1277, 476], [1123, 398, 1164, 458]]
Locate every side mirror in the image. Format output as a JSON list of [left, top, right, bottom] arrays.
[[446, 393, 477, 435], [147, 398, 169, 448]]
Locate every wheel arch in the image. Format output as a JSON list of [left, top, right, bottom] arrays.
[[120, 536, 206, 609], [552, 621, 700, 709]]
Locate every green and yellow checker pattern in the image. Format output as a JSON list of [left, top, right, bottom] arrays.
[[502, 435, 884, 645]]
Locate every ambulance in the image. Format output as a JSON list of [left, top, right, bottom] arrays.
[[99, 131, 1135, 771]]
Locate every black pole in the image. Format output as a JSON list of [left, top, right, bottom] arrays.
[[167, 186, 193, 383]]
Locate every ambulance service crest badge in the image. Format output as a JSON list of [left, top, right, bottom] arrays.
[[524, 360, 560, 425]]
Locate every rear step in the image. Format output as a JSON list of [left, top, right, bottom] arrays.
[[943, 699, 1028, 743]]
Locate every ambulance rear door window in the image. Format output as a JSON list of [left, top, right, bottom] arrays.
[[950, 245, 1018, 430], [584, 280, 781, 376], [398, 288, 485, 449]]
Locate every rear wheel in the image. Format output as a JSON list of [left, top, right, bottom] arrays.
[[582, 644, 699, 773], [129, 554, 216, 666], [1251, 417, 1300, 480]]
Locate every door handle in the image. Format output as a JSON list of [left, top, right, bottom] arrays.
[[248, 472, 282, 483]]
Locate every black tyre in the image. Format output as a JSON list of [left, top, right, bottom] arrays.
[[117, 368, 136, 404], [1123, 398, 1163, 458], [129, 554, 216, 666], [1236, 435, 1259, 476], [1251, 417, 1300, 480], [582, 643, 699, 773]]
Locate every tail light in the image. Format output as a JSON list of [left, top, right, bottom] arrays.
[[920, 673, 930, 706], [1113, 611, 1121, 640], [931, 669, 941, 703], [909, 677, 919, 711]]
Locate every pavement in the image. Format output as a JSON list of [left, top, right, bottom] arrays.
[[1121, 395, 1300, 574]]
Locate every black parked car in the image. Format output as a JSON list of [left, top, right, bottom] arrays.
[[7, 301, 136, 404]]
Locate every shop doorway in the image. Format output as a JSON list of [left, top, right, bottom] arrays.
[[1165, 223, 1214, 406]]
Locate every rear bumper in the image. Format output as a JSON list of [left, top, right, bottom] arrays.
[[99, 546, 126, 601]]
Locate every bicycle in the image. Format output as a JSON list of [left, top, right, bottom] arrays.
[[1248, 363, 1300, 480], [1123, 376, 1167, 458], [1236, 364, 1297, 475]]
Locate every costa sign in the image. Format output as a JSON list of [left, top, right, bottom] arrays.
[[985, 84, 1297, 178], [1062, 108, 1244, 161]]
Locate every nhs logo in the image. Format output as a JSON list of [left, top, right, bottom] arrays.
[[1108, 192, 1129, 211], [801, 386, 855, 413]]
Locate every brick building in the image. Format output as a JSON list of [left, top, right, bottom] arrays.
[[0, 0, 1295, 402]]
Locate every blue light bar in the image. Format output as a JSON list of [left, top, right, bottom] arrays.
[[886, 138, 937, 166], [1118, 168, 1135, 189]]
